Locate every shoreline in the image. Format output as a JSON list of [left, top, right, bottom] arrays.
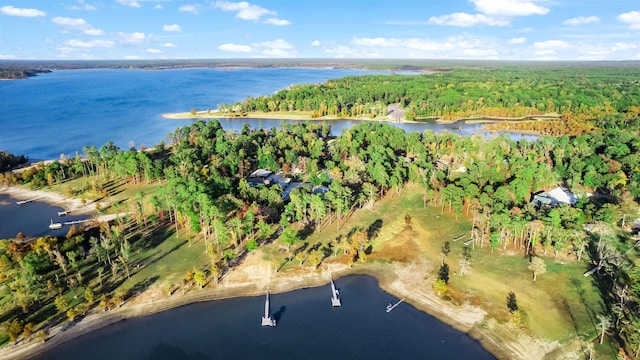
[[0, 185, 96, 216], [0, 187, 566, 360]]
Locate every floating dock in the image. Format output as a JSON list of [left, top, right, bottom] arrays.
[[386, 298, 405, 313], [58, 210, 72, 216], [16, 199, 38, 205], [261, 291, 276, 327], [330, 278, 341, 307], [63, 219, 88, 225]]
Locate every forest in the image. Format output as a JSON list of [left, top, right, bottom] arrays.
[[224, 65, 640, 136], [1, 65, 640, 358]]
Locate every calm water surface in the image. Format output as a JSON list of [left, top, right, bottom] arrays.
[[0, 193, 87, 239], [36, 275, 495, 360], [0, 68, 387, 160], [0, 68, 532, 161]]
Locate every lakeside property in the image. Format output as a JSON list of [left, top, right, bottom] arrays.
[[0, 183, 576, 360]]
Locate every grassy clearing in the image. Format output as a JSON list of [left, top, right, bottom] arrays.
[[297, 184, 606, 353], [119, 231, 210, 294]]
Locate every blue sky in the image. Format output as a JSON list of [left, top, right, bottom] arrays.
[[1, 0, 639, 60]]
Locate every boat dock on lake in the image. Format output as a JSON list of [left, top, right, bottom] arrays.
[[261, 291, 276, 327], [386, 298, 405, 313], [330, 278, 341, 307]]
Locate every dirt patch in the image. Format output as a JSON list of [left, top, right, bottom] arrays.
[[373, 228, 422, 262]]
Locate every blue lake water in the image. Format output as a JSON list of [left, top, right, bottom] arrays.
[[0, 68, 389, 160], [0, 68, 531, 161], [0, 193, 88, 239], [35, 275, 495, 360], [1, 67, 507, 358]]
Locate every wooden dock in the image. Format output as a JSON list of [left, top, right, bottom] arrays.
[[261, 291, 276, 327], [58, 210, 72, 216], [63, 219, 89, 226], [330, 278, 341, 307], [16, 198, 38, 205], [386, 298, 405, 313]]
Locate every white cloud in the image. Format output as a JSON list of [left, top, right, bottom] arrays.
[[163, 42, 176, 48], [261, 48, 293, 57], [65, 39, 115, 48], [219, 39, 296, 57], [311, 40, 321, 47], [163, 24, 182, 32], [219, 43, 253, 52], [533, 40, 571, 49], [508, 37, 527, 44], [611, 42, 638, 52], [618, 11, 640, 30], [52, 17, 104, 36], [213, 1, 275, 21], [118, 32, 147, 44], [0, 54, 17, 59], [564, 16, 600, 26], [428, 13, 509, 27], [66, 2, 97, 11], [350, 36, 496, 56], [154, 4, 163, 9], [145, 48, 162, 54], [264, 18, 290, 26], [259, 39, 293, 50], [429, 0, 548, 28], [1, 6, 46, 17], [179, 4, 201, 14], [470, 0, 549, 17], [116, 0, 141, 8]]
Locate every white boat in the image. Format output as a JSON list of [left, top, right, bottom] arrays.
[[49, 219, 63, 230]]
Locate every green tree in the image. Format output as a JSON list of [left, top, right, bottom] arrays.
[[194, 269, 207, 289], [55, 294, 70, 313], [8, 318, 23, 343], [507, 291, 518, 312]]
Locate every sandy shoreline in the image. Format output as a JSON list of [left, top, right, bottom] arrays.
[[0, 186, 568, 360], [0, 185, 96, 216], [0, 253, 562, 360]]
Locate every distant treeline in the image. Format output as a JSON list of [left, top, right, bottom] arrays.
[[0, 68, 51, 80], [0, 151, 27, 171], [228, 65, 640, 135]]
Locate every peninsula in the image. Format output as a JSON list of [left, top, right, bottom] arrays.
[[1, 63, 640, 360]]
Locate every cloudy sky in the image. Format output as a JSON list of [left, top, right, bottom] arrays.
[[1, 0, 639, 60]]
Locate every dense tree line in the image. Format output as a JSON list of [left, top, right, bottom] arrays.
[[2, 66, 640, 353], [0, 68, 50, 80], [224, 66, 640, 135], [0, 151, 27, 171]]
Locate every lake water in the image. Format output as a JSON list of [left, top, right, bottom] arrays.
[[2, 67, 504, 358], [35, 275, 495, 360], [0, 193, 87, 239], [0, 68, 531, 161]]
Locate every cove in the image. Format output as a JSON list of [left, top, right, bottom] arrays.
[[0, 68, 533, 162], [35, 275, 495, 360], [0, 193, 87, 239]]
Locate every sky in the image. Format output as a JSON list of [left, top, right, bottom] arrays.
[[1, 0, 640, 61]]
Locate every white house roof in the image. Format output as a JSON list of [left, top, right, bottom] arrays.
[[546, 187, 578, 205]]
